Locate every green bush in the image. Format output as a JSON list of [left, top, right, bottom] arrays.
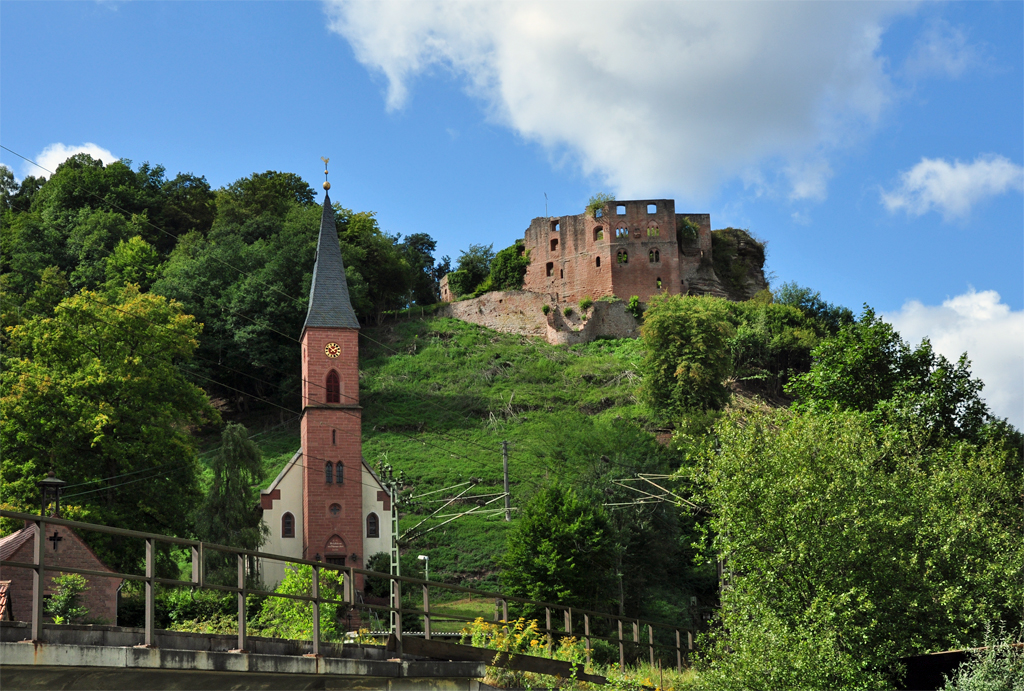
[[579, 297, 593, 311], [586, 192, 614, 217], [446, 269, 474, 298], [542, 304, 550, 315], [626, 296, 643, 319], [488, 240, 530, 291], [46, 573, 89, 624], [563, 307, 573, 317], [941, 624, 1024, 691]]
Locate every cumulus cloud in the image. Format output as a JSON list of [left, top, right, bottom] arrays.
[[881, 155, 1024, 219], [884, 289, 1024, 428], [32, 142, 117, 179], [324, 1, 904, 200]]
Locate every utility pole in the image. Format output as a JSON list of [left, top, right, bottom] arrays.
[[502, 441, 510, 522], [378, 462, 402, 635]]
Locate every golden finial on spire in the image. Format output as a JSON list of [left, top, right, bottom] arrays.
[[321, 156, 331, 191]]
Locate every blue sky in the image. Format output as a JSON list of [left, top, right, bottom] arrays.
[[2, 1, 1022, 425]]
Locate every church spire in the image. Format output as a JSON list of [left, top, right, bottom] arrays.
[[302, 182, 359, 333]]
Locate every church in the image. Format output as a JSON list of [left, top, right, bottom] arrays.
[[259, 183, 392, 590]]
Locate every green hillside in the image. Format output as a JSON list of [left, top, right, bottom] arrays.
[[252, 315, 673, 591]]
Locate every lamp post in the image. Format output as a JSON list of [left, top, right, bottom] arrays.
[[418, 555, 429, 582], [38, 471, 67, 517]]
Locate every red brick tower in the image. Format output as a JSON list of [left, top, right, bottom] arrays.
[[300, 191, 363, 577]]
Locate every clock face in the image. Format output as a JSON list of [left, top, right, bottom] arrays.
[[324, 342, 341, 358]]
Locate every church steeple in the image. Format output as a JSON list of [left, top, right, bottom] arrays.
[[303, 191, 359, 333]]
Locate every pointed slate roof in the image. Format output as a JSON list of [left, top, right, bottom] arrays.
[[303, 192, 359, 332]]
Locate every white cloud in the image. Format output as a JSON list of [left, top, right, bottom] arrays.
[[32, 142, 117, 179], [324, 1, 905, 200], [884, 289, 1024, 429], [881, 155, 1024, 220], [904, 20, 980, 79]]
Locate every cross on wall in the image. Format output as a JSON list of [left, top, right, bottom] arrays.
[[47, 530, 63, 551]]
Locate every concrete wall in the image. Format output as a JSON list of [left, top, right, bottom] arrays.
[[3, 526, 120, 625]]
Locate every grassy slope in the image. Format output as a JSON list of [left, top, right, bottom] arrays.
[[246, 315, 652, 592]]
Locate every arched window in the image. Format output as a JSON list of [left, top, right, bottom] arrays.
[[282, 512, 295, 538], [649, 249, 660, 263], [326, 370, 340, 404], [594, 226, 604, 241], [366, 513, 380, 538], [616, 225, 629, 239], [550, 238, 559, 252], [647, 224, 660, 237], [335, 462, 344, 484], [657, 277, 663, 289], [595, 256, 601, 267], [325, 462, 333, 484], [617, 249, 628, 264]]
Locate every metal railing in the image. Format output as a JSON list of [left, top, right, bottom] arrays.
[[0, 510, 693, 671]]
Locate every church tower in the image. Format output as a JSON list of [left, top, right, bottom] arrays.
[[300, 184, 363, 572]]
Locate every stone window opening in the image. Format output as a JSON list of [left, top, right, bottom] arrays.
[[594, 226, 603, 241], [560, 269, 564, 279], [335, 461, 344, 484], [332, 429, 336, 445], [326, 370, 340, 404], [282, 512, 295, 538], [647, 224, 660, 237], [329, 503, 341, 517], [657, 277, 663, 289], [647, 203, 657, 214], [617, 249, 628, 264], [616, 204, 626, 215], [595, 256, 601, 267], [550, 238, 559, 252], [325, 462, 333, 484], [366, 513, 380, 538], [546, 262, 554, 277], [649, 249, 660, 263], [550, 220, 560, 232], [595, 208, 603, 218], [615, 225, 629, 239]]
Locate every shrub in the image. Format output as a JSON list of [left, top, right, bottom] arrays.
[[626, 295, 643, 319], [489, 241, 530, 291], [542, 304, 550, 315], [446, 269, 474, 298], [46, 573, 89, 624], [563, 307, 574, 317], [585, 192, 615, 218], [579, 297, 593, 311], [252, 564, 347, 642]]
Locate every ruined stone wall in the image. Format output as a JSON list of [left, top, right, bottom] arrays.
[[523, 212, 614, 303], [438, 291, 640, 345], [606, 199, 681, 303]]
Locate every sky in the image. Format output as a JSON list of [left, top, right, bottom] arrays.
[[1, 1, 1022, 426]]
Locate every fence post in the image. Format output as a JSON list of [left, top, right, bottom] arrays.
[[546, 607, 552, 656], [30, 517, 45, 642], [501, 599, 508, 623], [144, 537, 155, 647], [311, 564, 320, 656], [422, 582, 431, 640], [584, 614, 591, 665], [688, 630, 693, 651], [648, 624, 654, 667], [235, 553, 247, 652], [564, 608, 572, 636], [618, 619, 624, 668], [191, 544, 204, 587], [676, 630, 682, 672]]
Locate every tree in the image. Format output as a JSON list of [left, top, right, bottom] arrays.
[[499, 485, 616, 618], [45, 573, 89, 624], [452, 243, 495, 295], [194, 423, 268, 574], [0, 285, 218, 571], [639, 294, 735, 417], [690, 410, 1023, 690], [488, 241, 530, 292], [252, 564, 347, 641], [774, 281, 854, 334], [787, 307, 992, 444]]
